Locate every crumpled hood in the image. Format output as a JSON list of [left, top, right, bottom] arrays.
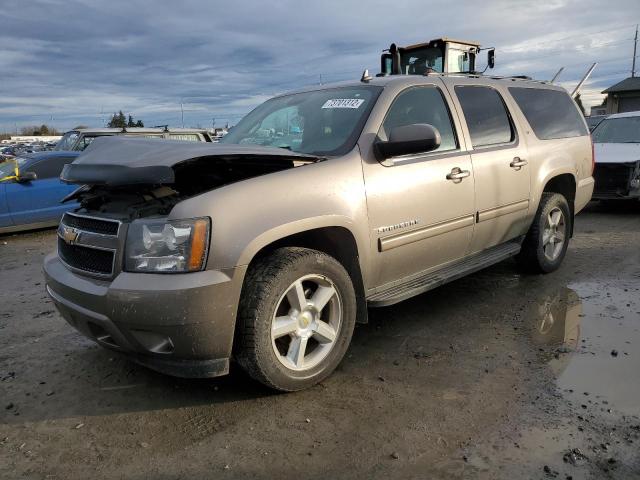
[[594, 142, 640, 165], [61, 136, 320, 186]]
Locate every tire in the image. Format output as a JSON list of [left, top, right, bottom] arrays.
[[235, 247, 357, 391], [517, 193, 572, 274]]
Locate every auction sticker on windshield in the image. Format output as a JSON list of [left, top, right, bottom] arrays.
[[322, 99, 365, 109]]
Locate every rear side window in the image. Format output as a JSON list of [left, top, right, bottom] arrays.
[[455, 86, 514, 148], [381, 86, 458, 152], [509, 87, 588, 140]]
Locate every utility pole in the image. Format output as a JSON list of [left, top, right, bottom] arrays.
[[180, 100, 185, 128], [632, 24, 638, 77]]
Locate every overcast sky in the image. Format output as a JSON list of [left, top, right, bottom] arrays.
[[1, 0, 639, 132]]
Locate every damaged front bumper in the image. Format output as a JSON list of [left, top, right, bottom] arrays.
[[44, 253, 246, 378], [592, 161, 640, 200]]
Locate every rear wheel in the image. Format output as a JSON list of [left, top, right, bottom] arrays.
[[235, 247, 356, 391], [517, 193, 571, 273]]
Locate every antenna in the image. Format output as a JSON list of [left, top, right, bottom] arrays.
[[632, 24, 638, 77], [550, 67, 564, 83], [360, 69, 373, 83], [571, 63, 597, 98]]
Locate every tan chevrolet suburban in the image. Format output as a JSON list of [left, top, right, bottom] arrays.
[[44, 73, 594, 391]]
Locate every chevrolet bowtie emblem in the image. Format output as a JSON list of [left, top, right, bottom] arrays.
[[61, 226, 80, 244]]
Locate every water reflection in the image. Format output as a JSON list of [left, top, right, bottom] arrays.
[[531, 287, 582, 354], [529, 283, 640, 417]]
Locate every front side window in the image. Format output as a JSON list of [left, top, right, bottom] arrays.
[[509, 87, 588, 140], [220, 86, 382, 156], [592, 116, 640, 143], [455, 86, 514, 148], [447, 49, 474, 73], [77, 135, 97, 151], [379, 86, 458, 152]]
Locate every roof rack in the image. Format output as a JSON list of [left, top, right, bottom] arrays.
[[419, 71, 549, 85]]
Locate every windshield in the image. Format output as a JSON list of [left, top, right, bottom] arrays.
[[55, 131, 79, 151], [220, 86, 382, 156], [592, 116, 640, 143]]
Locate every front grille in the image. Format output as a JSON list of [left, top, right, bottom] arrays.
[[58, 237, 115, 275], [593, 163, 633, 196], [62, 213, 119, 236]]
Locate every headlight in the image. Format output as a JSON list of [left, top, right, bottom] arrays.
[[125, 217, 210, 273]]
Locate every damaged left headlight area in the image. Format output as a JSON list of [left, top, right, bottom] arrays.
[[125, 217, 210, 273]]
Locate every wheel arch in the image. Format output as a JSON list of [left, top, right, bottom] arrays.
[[244, 225, 369, 324], [541, 173, 577, 237]]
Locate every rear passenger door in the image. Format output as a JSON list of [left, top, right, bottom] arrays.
[[449, 82, 531, 253]]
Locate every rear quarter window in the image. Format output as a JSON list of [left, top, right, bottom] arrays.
[[509, 87, 588, 140]]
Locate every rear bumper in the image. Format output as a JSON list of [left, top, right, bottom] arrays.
[[44, 253, 247, 378]]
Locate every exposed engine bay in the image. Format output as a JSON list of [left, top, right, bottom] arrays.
[[61, 137, 321, 219], [67, 156, 311, 219]]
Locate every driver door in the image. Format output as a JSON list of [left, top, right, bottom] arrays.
[[7, 157, 77, 225], [362, 82, 476, 288]]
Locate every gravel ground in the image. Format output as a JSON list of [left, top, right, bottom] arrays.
[[1, 202, 639, 479]]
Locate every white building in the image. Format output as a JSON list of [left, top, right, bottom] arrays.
[[1, 135, 62, 144]]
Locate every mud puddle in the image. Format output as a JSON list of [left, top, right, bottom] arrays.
[[534, 282, 640, 417], [477, 281, 640, 478]]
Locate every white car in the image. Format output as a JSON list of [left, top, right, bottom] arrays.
[[592, 111, 640, 201]]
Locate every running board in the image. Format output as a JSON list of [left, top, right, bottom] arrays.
[[367, 241, 521, 307]]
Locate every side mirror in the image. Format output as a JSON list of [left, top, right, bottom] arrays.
[[375, 124, 441, 159], [17, 171, 37, 183], [487, 49, 495, 69]]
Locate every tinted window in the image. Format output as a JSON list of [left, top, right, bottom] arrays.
[[509, 87, 588, 140], [77, 135, 98, 151], [380, 86, 457, 152], [455, 86, 514, 148]]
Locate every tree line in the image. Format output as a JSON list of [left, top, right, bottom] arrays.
[[107, 111, 144, 128]]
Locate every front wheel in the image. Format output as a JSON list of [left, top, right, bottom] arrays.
[[517, 193, 571, 273], [235, 247, 356, 391]]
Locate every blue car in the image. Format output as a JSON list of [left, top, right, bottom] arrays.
[[0, 153, 79, 234]]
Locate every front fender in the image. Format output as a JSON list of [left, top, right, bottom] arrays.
[[168, 149, 372, 286]]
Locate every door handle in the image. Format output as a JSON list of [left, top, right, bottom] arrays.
[[446, 167, 471, 183], [510, 157, 528, 169]]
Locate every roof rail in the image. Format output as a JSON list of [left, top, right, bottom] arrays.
[[422, 71, 549, 85]]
